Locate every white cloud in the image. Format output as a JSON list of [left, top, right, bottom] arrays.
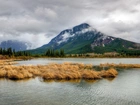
[[35, 7, 57, 20], [0, 0, 140, 49]]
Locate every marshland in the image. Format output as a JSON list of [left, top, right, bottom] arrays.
[[1, 58, 140, 105], [0, 61, 118, 80]]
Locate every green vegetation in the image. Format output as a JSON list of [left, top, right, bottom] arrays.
[[121, 49, 140, 56], [45, 49, 65, 57], [0, 47, 65, 59], [28, 36, 140, 57], [0, 47, 31, 57], [0, 45, 140, 59]]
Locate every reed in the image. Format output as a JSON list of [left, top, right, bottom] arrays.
[[7, 69, 33, 80], [81, 70, 101, 79], [100, 68, 118, 78], [0, 60, 17, 66], [100, 63, 140, 68], [0, 61, 118, 80], [0, 69, 6, 77]]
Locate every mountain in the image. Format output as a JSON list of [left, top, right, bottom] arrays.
[[30, 23, 140, 54], [0, 40, 31, 51]]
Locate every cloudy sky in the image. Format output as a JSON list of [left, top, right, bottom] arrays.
[[0, 0, 140, 49]]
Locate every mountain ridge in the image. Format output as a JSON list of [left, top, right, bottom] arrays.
[[29, 23, 140, 54], [0, 40, 31, 51]]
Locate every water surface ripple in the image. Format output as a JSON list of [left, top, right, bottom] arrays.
[[1, 58, 140, 105], [0, 69, 140, 105]]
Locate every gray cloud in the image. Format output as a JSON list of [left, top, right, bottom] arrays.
[[0, 0, 140, 49]]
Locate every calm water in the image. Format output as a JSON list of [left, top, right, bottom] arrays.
[[1, 58, 140, 105], [17, 58, 140, 65]]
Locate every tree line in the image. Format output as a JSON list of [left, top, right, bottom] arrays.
[[0, 47, 65, 57], [0, 47, 31, 57], [45, 49, 65, 57], [121, 50, 140, 56]]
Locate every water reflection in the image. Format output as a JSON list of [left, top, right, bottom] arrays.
[[43, 79, 55, 83], [0, 78, 5, 81], [43, 78, 113, 83], [55, 79, 81, 83], [43, 79, 81, 83], [84, 79, 98, 83], [8, 78, 32, 82], [0, 77, 116, 83], [17, 58, 140, 65], [104, 77, 115, 82], [1, 64, 140, 105]]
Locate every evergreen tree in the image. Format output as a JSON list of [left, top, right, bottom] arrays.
[[7, 48, 13, 57], [0, 48, 2, 54], [46, 49, 51, 56], [2, 48, 6, 55], [55, 50, 60, 57], [60, 49, 65, 57], [45, 49, 65, 57], [13, 49, 15, 56]]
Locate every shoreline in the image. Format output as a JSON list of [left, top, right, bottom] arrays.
[[1, 54, 140, 61]]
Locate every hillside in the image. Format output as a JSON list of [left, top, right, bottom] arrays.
[[29, 23, 140, 54]]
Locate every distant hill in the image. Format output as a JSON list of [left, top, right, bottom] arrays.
[[0, 40, 31, 51], [29, 23, 140, 54]]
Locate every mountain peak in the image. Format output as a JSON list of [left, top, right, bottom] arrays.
[[73, 23, 90, 32], [53, 23, 95, 44], [74, 23, 90, 28], [59, 23, 91, 35], [31, 23, 140, 54], [58, 23, 94, 37]]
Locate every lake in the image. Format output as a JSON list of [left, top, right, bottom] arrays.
[[17, 58, 140, 65], [1, 58, 140, 105]]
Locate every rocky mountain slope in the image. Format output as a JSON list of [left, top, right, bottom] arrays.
[[30, 23, 140, 54]]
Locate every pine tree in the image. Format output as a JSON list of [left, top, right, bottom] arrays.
[[2, 48, 6, 55], [60, 49, 65, 57], [13, 49, 15, 56], [7, 48, 13, 57], [55, 50, 60, 57], [46, 49, 51, 56], [0, 48, 2, 54]]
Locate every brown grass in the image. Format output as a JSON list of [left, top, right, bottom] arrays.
[[0, 60, 17, 66], [82, 70, 101, 79], [99, 68, 118, 78], [0, 61, 118, 80], [100, 63, 140, 68], [0, 69, 6, 78]]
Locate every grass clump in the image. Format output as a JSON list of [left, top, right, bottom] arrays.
[[100, 68, 118, 78], [0, 61, 118, 80], [100, 63, 140, 68]]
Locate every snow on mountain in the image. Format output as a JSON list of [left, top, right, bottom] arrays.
[[57, 24, 96, 44], [42, 23, 114, 48], [57, 33, 75, 44], [75, 27, 96, 35], [30, 23, 140, 54]]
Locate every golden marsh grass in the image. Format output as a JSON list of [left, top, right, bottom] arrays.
[[0, 61, 118, 80], [100, 63, 140, 68]]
